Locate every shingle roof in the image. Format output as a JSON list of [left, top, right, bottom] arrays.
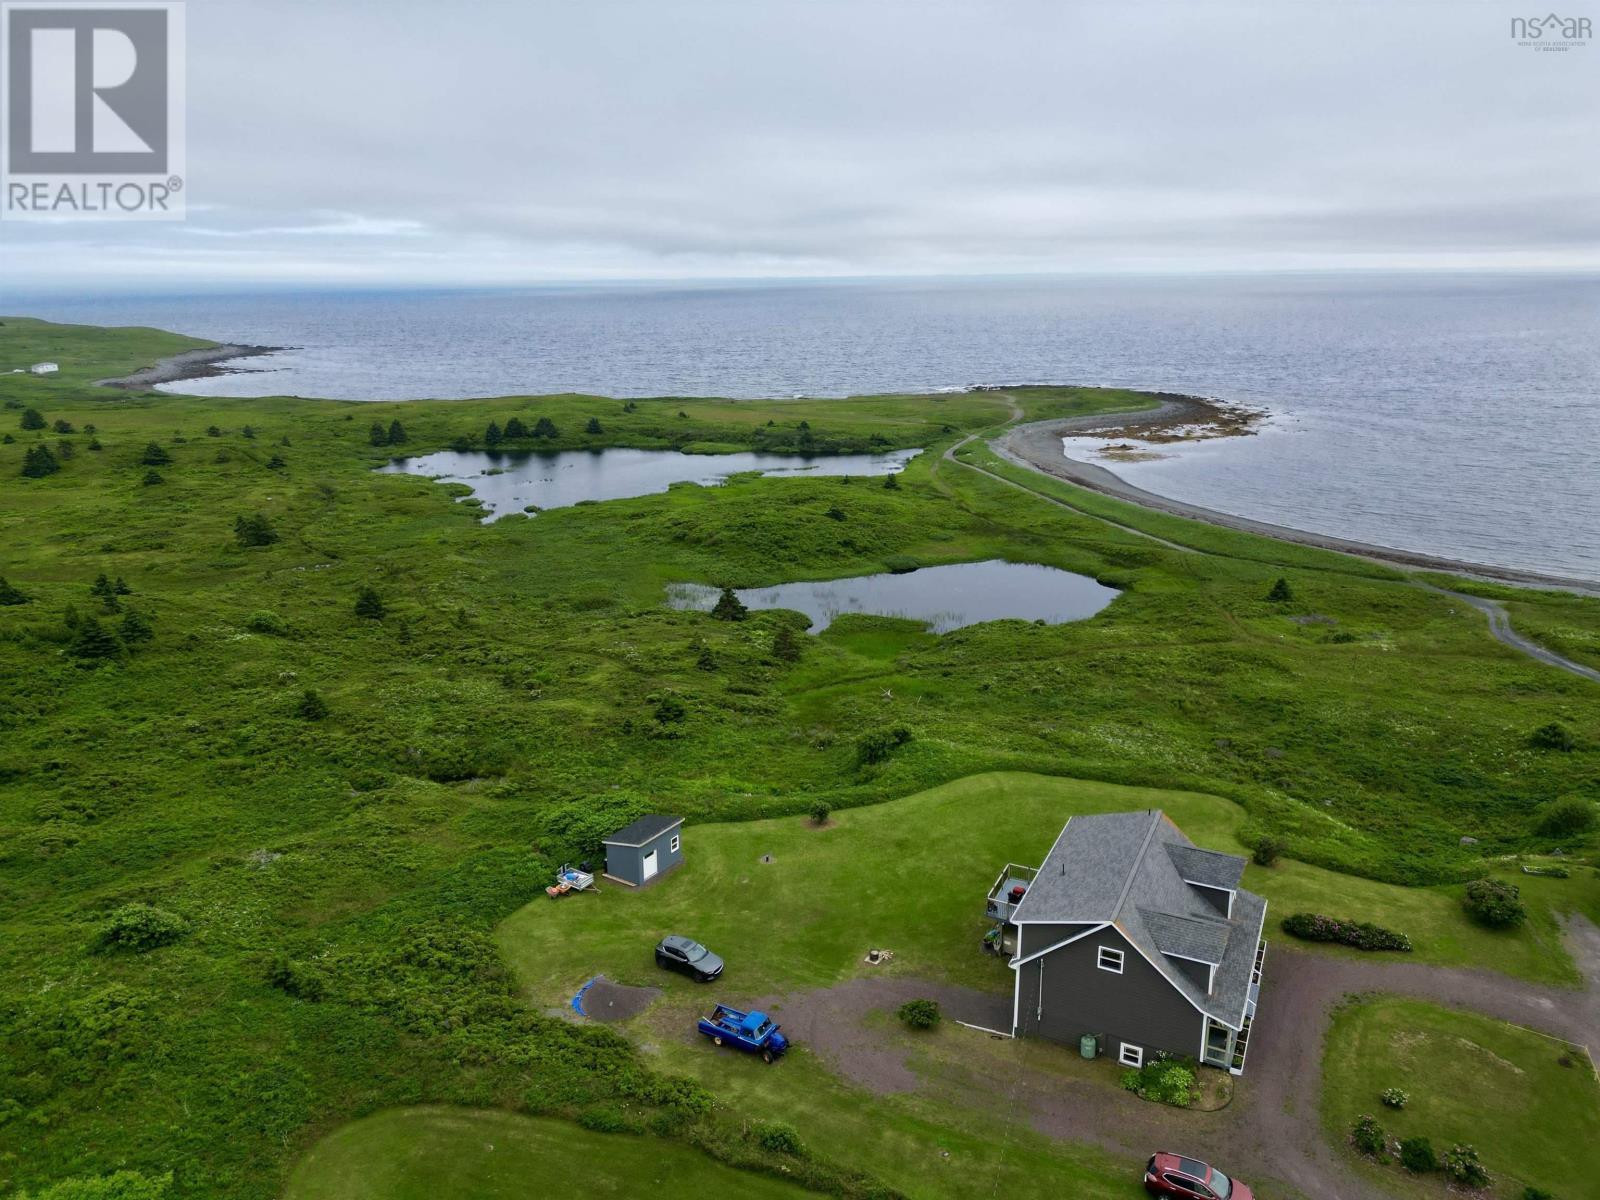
[[1011, 810, 1266, 1027], [602, 814, 684, 846]]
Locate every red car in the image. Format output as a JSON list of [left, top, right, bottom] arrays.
[[1144, 1151, 1253, 1200]]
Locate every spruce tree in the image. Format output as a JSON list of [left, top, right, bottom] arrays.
[[233, 513, 279, 546], [695, 643, 717, 671], [369, 421, 389, 446], [484, 420, 503, 447], [241, 425, 256, 439], [91, 573, 114, 600], [883, 472, 900, 490], [22, 444, 60, 477], [266, 454, 286, 469], [68, 617, 122, 660], [0, 576, 29, 606], [773, 624, 802, 663], [532, 416, 559, 439], [354, 585, 386, 620], [585, 417, 603, 435], [119, 609, 154, 643], [52, 418, 75, 434], [20, 407, 45, 430], [503, 417, 528, 439], [1267, 577, 1293, 603], [387, 419, 407, 445], [55, 440, 75, 460], [207, 425, 222, 437], [296, 688, 330, 720], [114, 576, 132, 595], [711, 587, 747, 622], [140, 442, 172, 466], [142, 470, 164, 486]]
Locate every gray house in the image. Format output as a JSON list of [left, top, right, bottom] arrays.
[[987, 810, 1267, 1074], [602, 814, 684, 887]]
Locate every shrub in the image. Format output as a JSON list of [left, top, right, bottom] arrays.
[[52, 418, 75, 434], [897, 999, 940, 1030], [20, 407, 45, 430], [710, 587, 747, 621], [1252, 837, 1282, 867], [1380, 1086, 1408, 1109], [882, 472, 900, 490], [1399, 1136, 1436, 1173], [1120, 1055, 1198, 1107], [1528, 721, 1576, 752], [652, 694, 687, 725], [809, 801, 832, 825], [22, 443, 60, 477], [753, 1120, 805, 1155], [246, 610, 287, 635], [233, 513, 278, 547], [0, 576, 29, 605], [585, 417, 603, 435], [264, 953, 325, 1001], [1442, 1144, 1489, 1188], [265, 453, 286, 469], [577, 1106, 644, 1135], [97, 903, 186, 953], [142, 469, 164, 485], [1463, 878, 1526, 928], [1267, 576, 1293, 602], [856, 725, 912, 766], [118, 610, 153, 644], [14, 1170, 173, 1199], [1351, 1113, 1386, 1157], [1280, 912, 1412, 951], [1537, 797, 1596, 839], [1521, 1188, 1553, 1200], [354, 586, 387, 620], [139, 442, 171, 466], [296, 689, 330, 720], [772, 623, 802, 663]]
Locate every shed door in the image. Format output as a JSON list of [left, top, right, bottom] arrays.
[[641, 849, 658, 881]]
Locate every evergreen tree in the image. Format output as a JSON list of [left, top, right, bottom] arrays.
[[711, 587, 747, 622], [207, 425, 223, 437], [354, 585, 386, 620], [20, 407, 45, 430], [63, 603, 81, 628], [1267, 577, 1293, 603], [798, 420, 810, 431], [140, 442, 172, 466], [369, 421, 389, 446], [88, 437, 103, 451], [83, 423, 96, 434], [296, 688, 330, 720], [52, 418, 75, 434], [484, 420, 503, 447], [532, 416, 559, 439], [68, 617, 122, 660], [386, 419, 407, 445], [623, 401, 637, 413], [114, 576, 132, 595], [241, 425, 257, 439], [56, 440, 75, 460], [0, 576, 29, 606], [503, 417, 528, 439], [119, 609, 154, 643], [773, 624, 802, 663], [695, 643, 717, 671], [142, 469, 164, 486], [266, 454, 286, 469], [2, 433, 14, 444], [22, 444, 60, 477], [91, 573, 115, 600], [882, 472, 900, 490], [233, 513, 279, 547], [585, 417, 603, 435]]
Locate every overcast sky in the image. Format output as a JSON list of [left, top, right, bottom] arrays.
[[2, 1, 1596, 291]]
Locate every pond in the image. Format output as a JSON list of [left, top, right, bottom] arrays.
[[667, 560, 1119, 634], [377, 446, 920, 519]]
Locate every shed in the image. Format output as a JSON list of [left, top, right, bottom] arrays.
[[602, 814, 684, 887]]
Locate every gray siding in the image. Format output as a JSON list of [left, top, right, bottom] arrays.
[[1016, 926, 1204, 1063], [1015, 922, 1094, 959], [604, 826, 684, 885]]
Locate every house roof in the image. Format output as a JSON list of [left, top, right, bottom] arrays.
[[602, 814, 684, 847], [1011, 810, 1266, 1027]]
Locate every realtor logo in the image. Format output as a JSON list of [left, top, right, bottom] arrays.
[[2, 2, 185, 219], [1510, 12, 1591, 50]]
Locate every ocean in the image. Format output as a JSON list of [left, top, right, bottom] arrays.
[[5, 274, 1597, 580]]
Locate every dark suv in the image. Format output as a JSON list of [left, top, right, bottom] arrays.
[[654, 935, 725, 982], [1144, 1152, 1253, 1200]]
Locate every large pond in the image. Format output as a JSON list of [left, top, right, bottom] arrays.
[[667, 560, 1119, 634], [378, 446, 920, 519]]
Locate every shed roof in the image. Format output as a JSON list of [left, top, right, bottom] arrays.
[[603, 814, 684, 847]]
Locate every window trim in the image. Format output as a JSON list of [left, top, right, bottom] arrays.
[[1096, 945, 1125, 974], [669, 833, 680, 853], [1118, 1041, 1144, 1068]]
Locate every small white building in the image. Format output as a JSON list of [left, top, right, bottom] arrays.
[[29, 362, 59, 375]]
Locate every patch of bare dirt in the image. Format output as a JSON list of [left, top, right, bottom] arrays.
[[578, 975, 661, 1022]]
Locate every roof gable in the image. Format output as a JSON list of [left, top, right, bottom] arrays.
[[603, 814, 684, 846]]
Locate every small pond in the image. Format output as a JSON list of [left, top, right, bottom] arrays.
[[378, 446, 921, 519], [667, 560, 1119, 634]]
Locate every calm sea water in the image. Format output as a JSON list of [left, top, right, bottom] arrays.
[[6, 275, 1597, 579], [667, 561, 1119, 633]]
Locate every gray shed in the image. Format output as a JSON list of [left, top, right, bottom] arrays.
[[602, 814, 684, 886]]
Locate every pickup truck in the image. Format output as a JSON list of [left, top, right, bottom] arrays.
[[696, 1004, 790, 1063]]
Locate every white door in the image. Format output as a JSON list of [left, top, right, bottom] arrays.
[[641, 849, 658, 881]]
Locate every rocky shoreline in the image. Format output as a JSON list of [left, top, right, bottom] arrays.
[[97, 343, 282, 390]]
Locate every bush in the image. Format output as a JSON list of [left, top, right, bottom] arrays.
[[1463, 878, 1526, 928], [809, 801, 832, 825], [1120, 1055, 1198, 1107], [0, 576, 30, 605], [14, 1170, 172, 1199], [1280, 912, 1412, 951], [753, 1120, 805, 1155], [896, 999, 940, 1030], [1267, 576, 1293, 602], [233, 513, 278, 547], [68, 618, 122, 660], [1399, 1136, 1436, 1173], [1528, 721, 1576, 752], [246, 610, 287, 635], [354, 585, 386, 620], [296, 689, 330, 720], [139, 442, 171, 466], [856, 725, 912, 766], [97, 903, 186, 953], [1351, 1113, 1386, 1157], [1252, 837, 1282, 867], [1521, 1188, 1553, 1200], [1442, 1144, 1490, 1188], [265, 953, 325, 1001], [141, 469, 163, 486], [1537, 797, 1596, 839], [1380, 1086, 1408, 1109], [20, 407, 45, 430], [652, 694, 687, 725], [577, 1106, 644, 1135], [22, 443, 60, 477]]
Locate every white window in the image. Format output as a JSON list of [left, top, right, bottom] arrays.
[[1118, 1042, 1144, 1068], [1096, 946, 1124, 974], [669, 833, 680, 853]]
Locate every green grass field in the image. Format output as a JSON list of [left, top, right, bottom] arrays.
[[1321, 997, 1599, 1200], [284, 1107, 814, 1199], [3, 316, 1599, 1198]]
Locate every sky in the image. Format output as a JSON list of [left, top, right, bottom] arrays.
[[1, 0, 1597, 291]]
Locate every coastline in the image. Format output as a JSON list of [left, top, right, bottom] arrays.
[[97, 343, 282, 390], [996, 411, 1600, 596]]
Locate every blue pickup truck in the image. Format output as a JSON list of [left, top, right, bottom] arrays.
[[697, 1004, 790, 1063]]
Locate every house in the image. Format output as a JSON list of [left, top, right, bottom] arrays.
[[29, 362, 59, 375], [602, 814, 684, 887], [987, 810, 1267, 1074]]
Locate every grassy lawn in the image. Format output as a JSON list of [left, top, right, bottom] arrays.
[[1321, 997, 1599, 1200], [284, 1106, 814, 1199]]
